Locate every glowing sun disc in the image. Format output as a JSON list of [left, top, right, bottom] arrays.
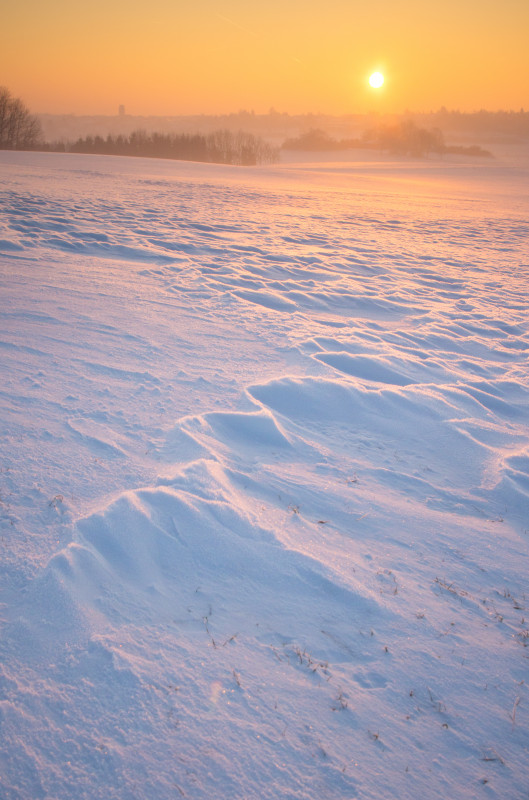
[[369, 72, 384, 88]]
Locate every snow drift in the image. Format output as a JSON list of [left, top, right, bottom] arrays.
[[0, 150, 528, 799]]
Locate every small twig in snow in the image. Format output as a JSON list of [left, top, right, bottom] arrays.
[[512, 696, 521, 729]]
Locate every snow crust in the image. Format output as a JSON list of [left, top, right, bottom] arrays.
[[1, 150, 528, 799]]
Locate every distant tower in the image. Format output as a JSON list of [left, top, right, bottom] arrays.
[[118, 104, 125, 117]]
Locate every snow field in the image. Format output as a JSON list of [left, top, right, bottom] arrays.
[[0, 150, 528, 799]]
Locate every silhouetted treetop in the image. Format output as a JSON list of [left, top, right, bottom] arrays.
[[0, 87, 43, 150], [55, 129, 278, 166]]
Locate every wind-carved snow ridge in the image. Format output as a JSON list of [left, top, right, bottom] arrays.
[[31, 406, 378, 800], [34, 366, 528, 799], [1, 152, 528, 800]]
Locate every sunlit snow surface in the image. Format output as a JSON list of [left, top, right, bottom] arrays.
[[1, 150, 528, 799]]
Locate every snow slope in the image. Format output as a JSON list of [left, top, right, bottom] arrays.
[[0, 150, 528, 799]]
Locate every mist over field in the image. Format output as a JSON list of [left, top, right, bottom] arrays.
[[1, 146, 528, 799], [38, 108, 529, 153]]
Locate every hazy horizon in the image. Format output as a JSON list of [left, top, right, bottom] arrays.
[[34, 106, 529, 118], [3, 0, 528, 118]]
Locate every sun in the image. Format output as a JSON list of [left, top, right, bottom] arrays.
[[369, 72, 384, 89]]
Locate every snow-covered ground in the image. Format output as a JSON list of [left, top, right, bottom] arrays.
[[1, 149, 528, 800]]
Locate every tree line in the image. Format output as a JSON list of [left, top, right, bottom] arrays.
[[0, 88, 277, 165], [282, 129, 363, 151], [48, 128, 278, 165], [425, 108, 529, 136], [362, 120, 491, 157], [282, 122, 492, 158], [0, 87, 43, 149], [1, 88, 498, 163]]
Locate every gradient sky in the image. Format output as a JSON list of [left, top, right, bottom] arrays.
[[2, 0, 528, 115]]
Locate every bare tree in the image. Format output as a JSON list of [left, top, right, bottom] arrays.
[[0, 87, 43, 150]]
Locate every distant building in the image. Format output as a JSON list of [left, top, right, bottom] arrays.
[[118, 105, 125, 117]]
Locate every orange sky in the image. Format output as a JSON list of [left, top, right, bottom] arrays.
[[2, 0, 528, 115]]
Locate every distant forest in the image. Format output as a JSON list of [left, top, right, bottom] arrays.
[[46, 120, 494, 163], [416, 108, 529, 136], [2, 86, 528, 165], [39, 108, 529, 142], [282, 122, 493, 158], [46, 129, 278, 166]]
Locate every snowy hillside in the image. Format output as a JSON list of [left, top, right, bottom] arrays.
[[1, 150, 528, 799]]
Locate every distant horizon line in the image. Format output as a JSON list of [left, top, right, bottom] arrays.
[[36, 107, 527, 119]]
